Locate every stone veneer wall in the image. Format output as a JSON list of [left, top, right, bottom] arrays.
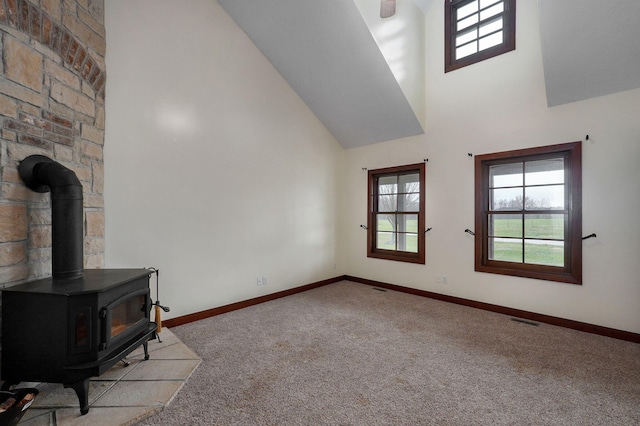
[[0, 0, 106, 291]]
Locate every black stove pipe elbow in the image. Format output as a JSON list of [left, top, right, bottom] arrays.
[[19, 155, 84, 280]]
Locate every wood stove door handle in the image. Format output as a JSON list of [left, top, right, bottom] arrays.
[[155, 305, 162, 333]]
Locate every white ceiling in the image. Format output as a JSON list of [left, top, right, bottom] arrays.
[[218, 0, 424, 149], [218, 0, 640, 148], [538, 0, 640, 107]]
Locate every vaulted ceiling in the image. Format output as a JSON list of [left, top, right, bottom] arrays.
[[538, 0, 640, 107], [218, 0, 640, 148], [217, 0, 425, 149]]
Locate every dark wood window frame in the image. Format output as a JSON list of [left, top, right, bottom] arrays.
[[474, 142, 582, 284], [368, 163, 426, 264], [445, 0, 516, 73]]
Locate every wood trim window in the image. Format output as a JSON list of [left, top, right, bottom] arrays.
[[474, 142, 582, 284], [445, 0, 516, 73], [368, 163, 426, 264]]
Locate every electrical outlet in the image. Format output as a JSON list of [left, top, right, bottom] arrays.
[[257, 276, 263, 286], [436, 275, 448, 284], [442, 276, 448, 284], [262, 276, 267, 285]]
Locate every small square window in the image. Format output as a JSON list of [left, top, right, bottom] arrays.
[[445, 0, 516, 72]]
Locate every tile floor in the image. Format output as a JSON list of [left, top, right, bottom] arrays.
[[16, 328, 200, 426]]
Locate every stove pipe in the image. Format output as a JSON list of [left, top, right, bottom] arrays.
[[19, 155, 84, 279]]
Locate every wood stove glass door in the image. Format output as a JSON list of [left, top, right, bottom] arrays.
[[70, 306, 92, 354], [102, 288, 150, 350]]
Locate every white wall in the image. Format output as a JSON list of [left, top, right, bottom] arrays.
[[353, 0, 426, 129], [104, 0, 640, 334], [343, 0, 640, 333], [104, 0, 344, 320]]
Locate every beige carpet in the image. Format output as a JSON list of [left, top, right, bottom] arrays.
[[136, 281, 640, 425]]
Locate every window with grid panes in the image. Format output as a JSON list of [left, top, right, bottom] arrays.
[[445, 0, 516, 72], [474, 142, 582, 284], [367, 163, 425, 264]]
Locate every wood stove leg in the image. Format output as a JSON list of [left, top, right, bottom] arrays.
[[143, 341, 150, 360], [65, 378, 90, 415]]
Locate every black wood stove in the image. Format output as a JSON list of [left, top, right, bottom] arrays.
[[1, 156, 156, 415]]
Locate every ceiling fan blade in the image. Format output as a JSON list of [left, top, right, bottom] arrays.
[[380, 0, 396, 18]]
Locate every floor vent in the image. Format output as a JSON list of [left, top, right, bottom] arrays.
[[511, 318, 539, 326], [372, 287, 387, 292]]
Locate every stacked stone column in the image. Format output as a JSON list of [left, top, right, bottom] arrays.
[[0, 0, 106, 288]]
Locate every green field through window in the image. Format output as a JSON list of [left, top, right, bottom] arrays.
[[490, 216, 565, 266], [491, 216, 564, 239], [377, 218, 418, 252]]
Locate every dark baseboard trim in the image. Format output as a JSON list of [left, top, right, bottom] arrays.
[[163, 274, 639, 344], [344, 275, 640, 344], [162, 276, 344, 328]]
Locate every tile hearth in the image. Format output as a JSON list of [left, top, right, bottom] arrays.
[[16, 328, 200, 425]]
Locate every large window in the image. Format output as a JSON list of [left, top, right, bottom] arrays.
[[474, 142, 582, 284], [368, 163, 425, 264], [445, 0, 516, 73]]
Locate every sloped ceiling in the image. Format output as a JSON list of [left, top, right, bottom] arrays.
[[217, 0, 424, 149], [219, 0, 639, 148], [539, 0, 640, 107]]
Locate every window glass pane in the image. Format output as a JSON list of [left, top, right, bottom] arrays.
[[489, 214, 522, 238], [525, 185, 564, 210], [402, 233, 418, 253], [457, 13, 479, 31], [398, 214, 418, 232], [489, 163, 522, 187], [398, 173, 420, 190], [479, 31, 503, 50], [479, 17, 503, 37], [378, 194, 397, 212], [480, 2, 504, 21], [525, 158, 564, 185], [457, 1, 479, 20], [378, 175, 397, 194], [398, 194, 419, 212], [377, 214, 395, 232], [489, 237, 522, 262], [524, 240, 564, 267], [490, 187, 522, 210], [457, 28, 478, 47], [525, 214, 564, 240], [456, 43, 478, 59], [376, 232, 395, 250]]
